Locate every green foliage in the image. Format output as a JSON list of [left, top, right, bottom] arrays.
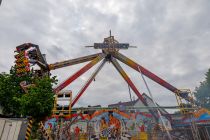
[[21, 76, 56, 122], [0, 67, 32, 116], [194, 69, 210, 110], [0, 66, 57, 122]]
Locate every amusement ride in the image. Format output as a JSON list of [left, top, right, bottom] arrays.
[[14, 32, 204, 140]]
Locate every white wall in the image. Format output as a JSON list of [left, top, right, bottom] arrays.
[[0, 119, 22, 140]]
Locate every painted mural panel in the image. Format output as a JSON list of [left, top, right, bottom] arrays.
[[44, 110, 171, 139]]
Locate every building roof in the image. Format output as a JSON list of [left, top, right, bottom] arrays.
[[108, 93, 169, 115], [108, 93, 149, 107], [108, 99, 138, 107], [88, 105, 101, 108]]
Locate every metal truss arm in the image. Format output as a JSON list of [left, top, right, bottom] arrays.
[[113, 53, 197, 103], [113, 52, 178, 93], [71, 59, 106, 107], [111, 58, 158, 121], [54, 54, 105, 93], [48, 53, 102, 70]]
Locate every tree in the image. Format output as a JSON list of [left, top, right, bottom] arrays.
[[0, 67, 32, 116], [194, 69, 210, 110], [0, 66, 57, 122], [20, 76, 57, 122]]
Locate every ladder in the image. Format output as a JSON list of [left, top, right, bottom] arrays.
[[175, 89, 201, 140]]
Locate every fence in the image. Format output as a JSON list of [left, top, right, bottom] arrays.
[[0, 118, 28, 140]]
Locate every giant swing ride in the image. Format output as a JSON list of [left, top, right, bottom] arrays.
[[14, 32, 202, 139], [14, 32, 196, 121]]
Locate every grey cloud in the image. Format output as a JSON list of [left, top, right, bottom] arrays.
[[0, 63, 8, 72], [47, 45, 69, 59], [0, 0, 210, 110]]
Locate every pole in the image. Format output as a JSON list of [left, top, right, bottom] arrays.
[[137, 66, 173, 140]]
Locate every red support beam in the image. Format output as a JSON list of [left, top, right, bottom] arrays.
[[71, 59, 106, 107], [113, 52, 197, 103], [113, 52, 178, 93], [111, 58, 158, 121], [54, 54, 105, 93], [111, 58, 146, 104]]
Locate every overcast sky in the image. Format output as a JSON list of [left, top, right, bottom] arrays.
[[0, 0, 210, 112]]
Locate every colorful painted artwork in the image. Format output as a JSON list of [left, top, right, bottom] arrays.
[[44, 110, 171, 139]]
